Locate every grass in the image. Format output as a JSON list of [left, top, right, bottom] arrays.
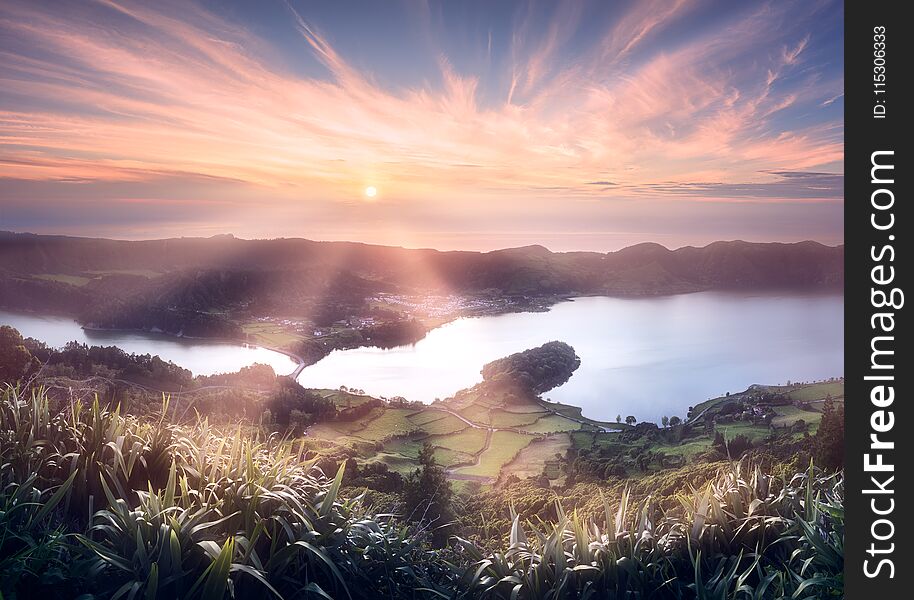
[[463, 462, 845, 599], [350, 408, 420, 441], [241, 322, 303, 348], [714, 422, 771, 443], [0, 386, 453, 599], [454, 431, 533, 478], [652, 438, 713, 460], [499, 402, 549, 414], [689, 394, 730, 417], [382, 437, 424, 458], [383, 434, 477, 468], [368, 452, 419, 476], [428, 427, 488, 454], [432, 447, 476, 468], [570, 430, 629, 452], [517, 414, 582, 433], [33, 273, 92, 286], [416, 414, 467, 435], [501, 433, 570, 479], [0, 384, 845, 600], [316, 389, 376, 407], [788, 381, 845, 403], [488, 408, 544, 428], [457, 403, 492, 425], [407, 409, 453, 426], [308, 406, 384, 437], [771, 404, 823, 427]]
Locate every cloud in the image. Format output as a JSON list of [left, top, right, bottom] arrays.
[[633, 171, 842, 200], [0, 0, 843, 247]]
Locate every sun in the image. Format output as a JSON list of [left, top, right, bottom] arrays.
[[364, 186, 377, 198]]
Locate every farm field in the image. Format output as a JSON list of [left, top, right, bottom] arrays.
[[502, 433, 571, 479], [302, 379, 844, 487], [428, 427, 489, 454], [241, 321, 305, 348], [788, 381, 844, 402], [770, 404, 823, 428], [517, 414, 583, 434], [316, 389, 378, 408], [453, 431, 534, 478], [414, 413, 467, 435], [488, 408, 544, 428], [351, 408, 421, 441]]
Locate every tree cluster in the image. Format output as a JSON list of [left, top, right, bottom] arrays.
[[481, 341, 580, 396]]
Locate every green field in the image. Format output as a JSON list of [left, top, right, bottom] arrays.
[[433, 447, 476, 468], [416, 414, 468, 435], [714, 422, 770, 443], [382, 428, 484, 469], [771, 404, 823, 427], [369, 452, 419, 475], [517, 414, 582, 434], [787, 381, 844, 403], [652, 438, 713, 460], [454, 431, 533, 478], [241, 322, 304, 348], [353, 408, 421, 441], [488, 408, 544, 428], [502, 433, 570, 479], [428, 427, 489, 454], [302, 379, 844, 485], [383, 437, 423, 458], [407, 410, 453, 426], [457, 403, 493, 424], [318, 389, 377, 408]]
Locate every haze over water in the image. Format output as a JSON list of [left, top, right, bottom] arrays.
[[0, 311, 299, 378], [298, 292, 843, 422]]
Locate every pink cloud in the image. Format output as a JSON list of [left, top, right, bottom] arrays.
[[0, 0, 842, 210]]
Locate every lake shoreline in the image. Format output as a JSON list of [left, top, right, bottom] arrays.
[[296, 292, 844, 422], [3, 290, 844, 422], [79, 323, 307, 376]]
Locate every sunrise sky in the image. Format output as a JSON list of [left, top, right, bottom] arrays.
[[0, 0, 843, 251]]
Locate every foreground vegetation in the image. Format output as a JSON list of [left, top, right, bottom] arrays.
[[0, 329, 845, 597], [1, 384, 844, 599], [0, 386, 455, 599]]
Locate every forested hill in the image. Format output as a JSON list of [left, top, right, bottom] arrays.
[[0, 231, 842, 297]]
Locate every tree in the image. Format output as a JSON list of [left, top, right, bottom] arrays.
[[714, 432, 752, 457], [616, 414, 621, 423], [403, 442, 454, 546], [266, 379, 337, 428], [625, 415, 636, 425], [813, 395, 844, 471], [661, 416, 669, 427], [669, 416, 681, 426], [0, 326, 39, 384], [481, 341, 581, 396]]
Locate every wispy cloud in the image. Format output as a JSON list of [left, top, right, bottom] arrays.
[[0, 0, 843, 248]]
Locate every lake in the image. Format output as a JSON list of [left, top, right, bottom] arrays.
[[0, 311, 299, 377], [297, 292, 843, 422], [3, 292, 843, 422]]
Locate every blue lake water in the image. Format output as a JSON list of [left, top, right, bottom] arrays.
[[297, 292, 843, 422]]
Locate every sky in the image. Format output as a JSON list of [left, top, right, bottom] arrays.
[[0, 0, 843, 252]]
